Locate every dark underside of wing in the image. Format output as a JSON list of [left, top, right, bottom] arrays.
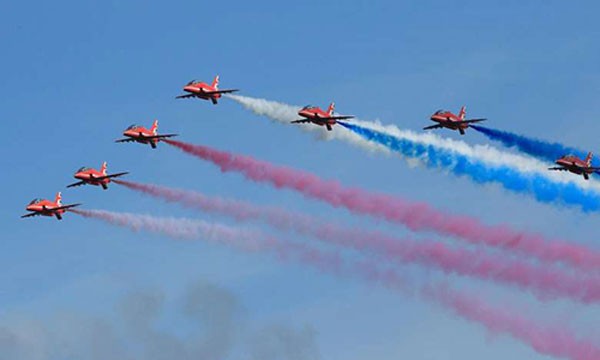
[[204, 89, 239, 95], [115, 138, 137, 143], [55, 204, 82, 211], [103, 172, 129, 179], [67, 181, 86, 188], [20, 212, 40, 218], [423, 124, 444, 130], [463, 118, 487, 124], [326, 116, 354, 120], [176, 94, 198, 99], [291, 119, 312, 124], [148, 134, 178, 140]]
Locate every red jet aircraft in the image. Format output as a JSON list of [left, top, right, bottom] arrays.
[[115, 120, 177, 148], [425, 106, 486, 135], [548, 152, 600, 180], [67, 161, 128, 190], [176, 75, 239, 104], [21, 192, 80, 220], [291, 103, 354, 131]]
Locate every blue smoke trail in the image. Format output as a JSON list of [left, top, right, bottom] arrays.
[[470, 125, 588, 164], [339, 122, 600, 212]]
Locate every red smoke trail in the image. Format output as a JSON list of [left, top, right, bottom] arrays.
[[73, 208, 600, 360], [163, 139, 600, 272], [114, 180, 600, 304]]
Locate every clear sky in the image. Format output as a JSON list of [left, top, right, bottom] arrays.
[[1, 1, 599, 359]]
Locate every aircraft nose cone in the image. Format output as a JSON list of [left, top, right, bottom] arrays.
[[184, 86, 195, 92]]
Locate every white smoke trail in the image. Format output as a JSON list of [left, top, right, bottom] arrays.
[[226, 94, 600, 192], [226, 95, 390, 155], [71, 209, 266, 251]]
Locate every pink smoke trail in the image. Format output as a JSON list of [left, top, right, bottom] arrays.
[[72, 208, 600, 360], [162, 139, 600, 272], [423, 285, 600, 360], [114, 180, 600, 304]]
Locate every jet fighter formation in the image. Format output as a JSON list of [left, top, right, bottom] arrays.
[[548, 152, 600, 180], [21, 192, 80, 220], [67, 162, 129, 190], [424, 106, 487, 135], [115, 120, 178, 149], [22, 74, 600, 220], [176, 75, 239, 104], [291, 102, 354, 131]]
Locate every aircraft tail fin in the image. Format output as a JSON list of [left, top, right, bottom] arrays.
[[55, 192, 62, 206], [327, 102, 335, 116], [586, 152, 593, 166], [212, 75, 220, 89], [459, 106, 466, 121], [151, 119, 158, 135], [101, 161, 107, 175]]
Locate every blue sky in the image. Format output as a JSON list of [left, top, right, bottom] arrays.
[[1, 1, 599, 359]]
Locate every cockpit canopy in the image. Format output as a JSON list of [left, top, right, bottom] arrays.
[[186, 79, 198, 85], [434, 110, 447, 115], [77, 166, 91, 172], [126, 124, 141, 130], [28, 198, 42, 205], [301, 105, 316, 110]]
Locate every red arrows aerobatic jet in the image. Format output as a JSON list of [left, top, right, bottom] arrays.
[[425, 106, 486, 135], [115, 120, 177, 149], [21, 192, 80, 220], [67, 161, 128, 190], [548, 152, 600, 180], [176, 75, 239, 104], [291, 103, 354, 131]]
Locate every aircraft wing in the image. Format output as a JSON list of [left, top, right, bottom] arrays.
[[145, 134, 178, 140], [54, 203, 82, 211], [78, 172, 129, 182], [176, 94, 197, 99], [203, 89, 240, 95], [291, 119, 312, 124], [462, 118, 487, 124], [21, 212, 40, 218], [115, 138, 136, 143], [316, 115, 355, 121], [423, 124, 444, 130], [548, 167, 568, 171], [99, 171, 129, 180], [66, 181, 86, 188]]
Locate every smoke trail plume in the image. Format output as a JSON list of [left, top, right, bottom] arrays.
[[162, 139, 600, 272], [73, 209, 600, 360], [114, 180, 600, 303], [226, 94, 390, 155], [339, 121, 600, 212], [423, 285, 600, 360], [70, 209, 265, 252], [471, 125, 588, 164], [227, 94, 600, 195]]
